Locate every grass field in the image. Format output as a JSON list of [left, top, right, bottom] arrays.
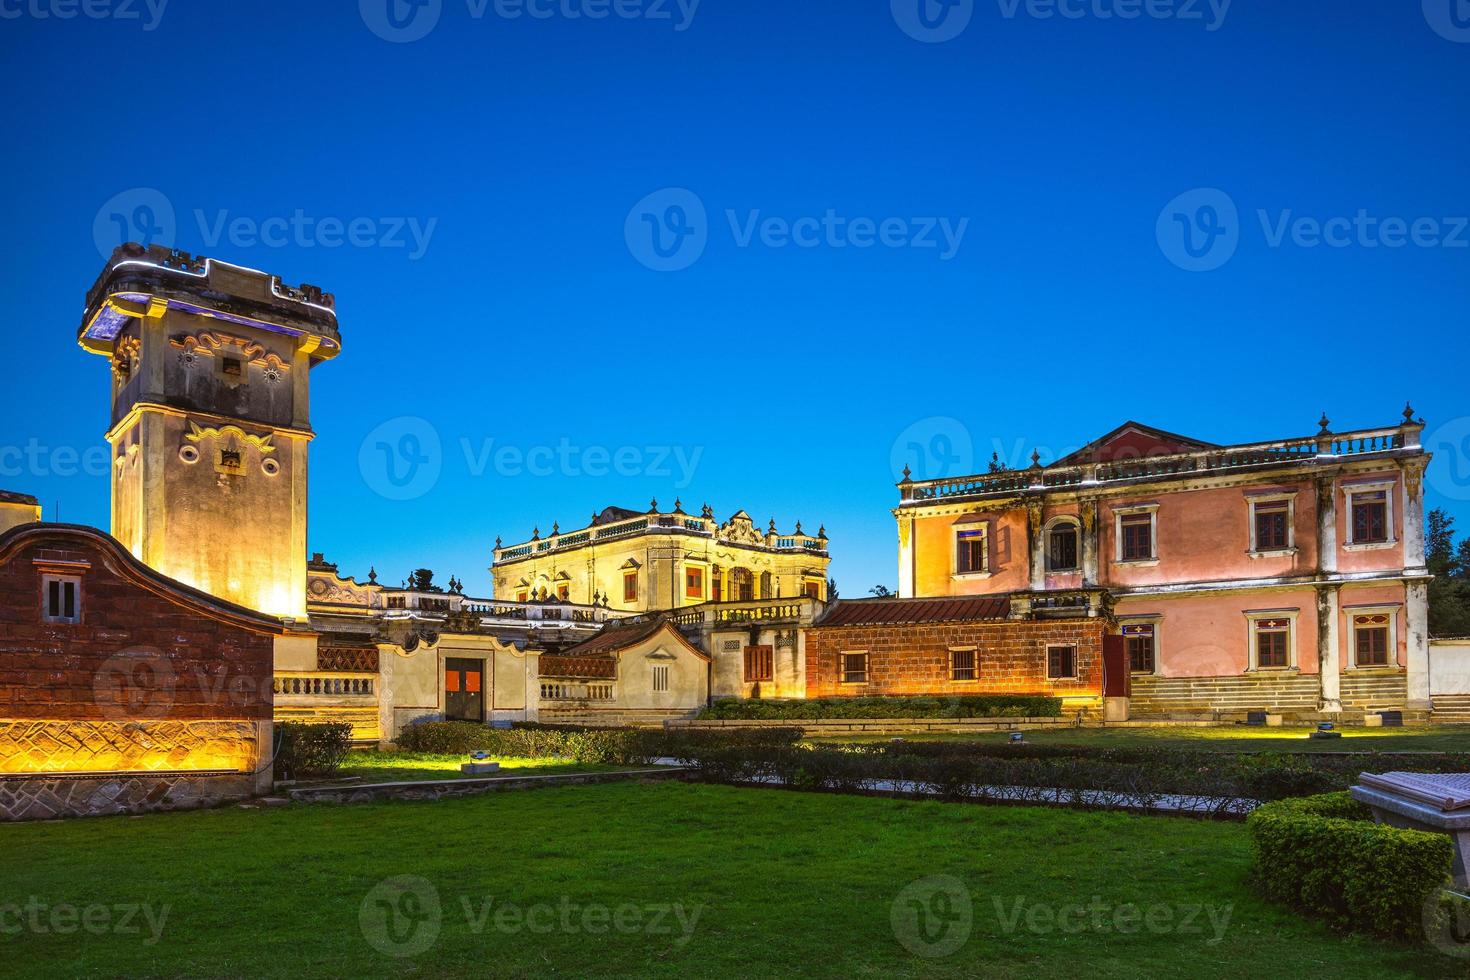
[[328, 752, 623, 784], [0, 782, 1454, 977], [816, 724, 1470, 754]]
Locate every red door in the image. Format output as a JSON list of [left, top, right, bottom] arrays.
[[1102, 635, 1129, 698]]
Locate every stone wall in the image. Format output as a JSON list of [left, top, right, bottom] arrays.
[[804, 619, 1105, 699], [0, 771, 256, 821]]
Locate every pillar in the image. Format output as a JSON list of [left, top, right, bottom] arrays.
[[1080, 498, 1099, 586], [897, 517, 915, 598], [1027, 500, 1045, 591], [1317, 585, 1342, 713], [1406, 580, 1431, 710]]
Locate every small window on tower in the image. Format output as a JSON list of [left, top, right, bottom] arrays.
[[219, 449, 243, 470], [222, 357, 244, 379], [42, 575, 82, 624]]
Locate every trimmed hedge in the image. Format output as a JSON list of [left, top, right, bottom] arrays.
[[698, 695, 1062, 721], [273, 722, 354, 779], [394, 721, 803, 763], [1247, 792, 1453, 937]]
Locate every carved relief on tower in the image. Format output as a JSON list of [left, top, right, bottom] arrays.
[[170, 331, 290, 387], [180, 422, 279, 478], [111, 336, 142, 382]]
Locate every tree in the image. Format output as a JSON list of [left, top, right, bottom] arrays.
[[1427, 509, 1470, 637], [827, 578, 839, 601], [408, 569, 441, 593], [869, 585, 894, 598]]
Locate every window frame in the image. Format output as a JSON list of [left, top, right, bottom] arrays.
[[1346, 605, 1399, 670], [41, 573, 83, 625], [953, 523, 990, 577], [651, 664, 670, 694], [1043, 517, 1081, 573], [1246, 610, 1299, 671], [684, 563, 705, 601], [1344, 482, 1396, 549], [744, 645, 775, 683], [1045, 643, 1078, 680], [949, 646, 978, 682], [622, 570, 638, 603], [1113, 505, 1159, 564], [841, 651, 869, 685], [1120, 620, 1158, 675], [1246, 492, 1296, 556]]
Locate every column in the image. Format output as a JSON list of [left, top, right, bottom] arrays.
[[1406, 580, 1431, 710], [1402, 460, 1427, 572], [1316, 476, 1337, 574], [1080, 499, 1099, 586], [897, 517, 915, 598], [1317, 585, 1342, 713], [1027, 500, 1045, 591]]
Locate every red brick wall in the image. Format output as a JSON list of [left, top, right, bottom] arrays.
[[805, 619, 1105, 698], [0, 536, 274, 721]]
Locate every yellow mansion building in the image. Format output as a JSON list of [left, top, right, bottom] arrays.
[[492, 503, 830, 611]]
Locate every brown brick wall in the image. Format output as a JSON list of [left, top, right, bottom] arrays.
[[805, 619, 1106, 698], [0, 536, 274, 721]]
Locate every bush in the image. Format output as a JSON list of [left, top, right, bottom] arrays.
[[1247, 792, 1453, 937], [273, 722, 353, 780], [697, 695, 1063, 721], [393, 722, 804, 764]]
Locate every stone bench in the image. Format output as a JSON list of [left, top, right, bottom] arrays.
[[1351, 772, 1470, 889]]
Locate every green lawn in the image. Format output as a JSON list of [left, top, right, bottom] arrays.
[[0, 782, 1454, 977], [816, 724, 1470, 754], [327, 752, 624, 784]]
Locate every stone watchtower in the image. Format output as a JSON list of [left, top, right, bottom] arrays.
[[78, 244, 341, 620]]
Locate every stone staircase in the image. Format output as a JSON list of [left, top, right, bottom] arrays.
[[1431, 695, 1470, 724], [1130, 671, 1413, 723]]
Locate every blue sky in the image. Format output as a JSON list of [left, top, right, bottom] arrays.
[[1, 0, 1467, 596]]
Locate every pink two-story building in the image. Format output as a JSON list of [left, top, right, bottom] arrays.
[[894, 409, 1432, 717]]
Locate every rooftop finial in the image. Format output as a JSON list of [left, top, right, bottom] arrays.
[[1030, 449, 1041, 468], [368, 566, 377, 584], [532, 526, 540, 540], [1317, 412, 1331, 435], [552, 522, 559, 535], [900, 464, 912, 482], [1403, 401, 1416, 423], [649, 497, 658, 513]]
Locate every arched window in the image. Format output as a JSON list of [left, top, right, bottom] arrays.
[[1045, 519, 1080, 572]]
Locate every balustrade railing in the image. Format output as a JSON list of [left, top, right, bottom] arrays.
[[903, 425, 1413, 503], [274, 673, 376, 697]]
